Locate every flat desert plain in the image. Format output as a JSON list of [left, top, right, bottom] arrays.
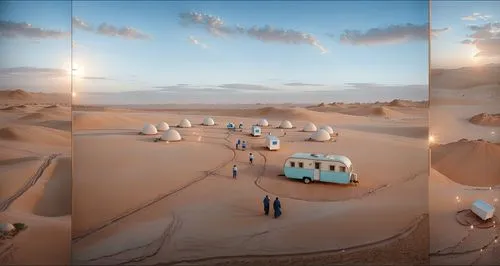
[[430, 65, 500, 265], [0, 89, 72, 264], [71, 99, 429, 265]]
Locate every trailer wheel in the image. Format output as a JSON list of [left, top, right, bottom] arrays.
[[303, 177, 312, 184]]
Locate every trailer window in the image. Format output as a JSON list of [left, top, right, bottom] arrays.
[[290, 161, 295, 167], [272, 141, 278, 145], [329, 165, 335, 171], [298, 162, 304, 168], [339, 166, 346, 172], [314, 162, 321, 169]]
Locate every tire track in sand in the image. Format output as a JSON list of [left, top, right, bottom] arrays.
[[0, 153, 61, 212]]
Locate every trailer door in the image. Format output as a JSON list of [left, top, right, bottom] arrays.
[[314, 162, 321, 181]]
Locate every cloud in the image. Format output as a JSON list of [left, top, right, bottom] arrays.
[[340, 23, 447, 45], [71, 16, 151, 40], [460, 39, 477, 45], [475, 38, 500, 57], [178, 11, 327, 54], [0, 20, 69, 39], [82, 76, 112, 80], [284, 82, 324, 87], [96, 23, 151, 40], [154, 85, 223, 93], [461, 13, 492, 21], [188, 35, 208, 49], [0, 67, 67, 77], [218, 83, 278, 91], [463, 22, 500, 58], [246, 25, 328, 54], [72, 17, 93, 31]]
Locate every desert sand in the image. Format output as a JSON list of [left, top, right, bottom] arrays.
[[429, 65, 500, 265], [0, 89, 71, 265], [71, 99, 429, 265]]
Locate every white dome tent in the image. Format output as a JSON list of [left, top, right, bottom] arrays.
[[160, 129, 182, 142], [279, 120, 293, 129], [258, 119, 269, 127], [203, 117, 215, 126], [141, 124, 158, 135], [0, 223, 15, 234], [320, 125, 334, 135], [303, 122, 317, 132], [179, 118, 192, 128], [156, 122, 170, 131], [311, 129, 331, 142]]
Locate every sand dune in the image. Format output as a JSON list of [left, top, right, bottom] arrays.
[[431, 139, 500, 187], [0, 125, 70, 146], [431, 65, 500, 90], [338, 106, 406, 118], [0, 89, 32, 100], [33, 157, 72, 217], [469, 113, 500, 127], [73, 112, 143, 130], [0, 89, 70, 105]]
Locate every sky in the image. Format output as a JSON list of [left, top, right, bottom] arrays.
[[1, 1, 434, 104], [431, 1, 500, 68]]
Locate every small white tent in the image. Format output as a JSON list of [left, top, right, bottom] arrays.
[[179, 118, 192, 128], [311, 129, 331, 142], [303, 122, 317, 132], [203, 117, 215, 126], [160, 129, 182, 142], [142, 124, 158, 135], [258, 119, 269, 127], [156, 122, 170, 131], [0, 223, 15, 233], [279, 120, 293, 129], [320, 125, 334, 135]]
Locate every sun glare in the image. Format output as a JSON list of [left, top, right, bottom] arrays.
[[72, 91, 77, 98], [429, 134, 436, 145], [470, 47, 480, 62]]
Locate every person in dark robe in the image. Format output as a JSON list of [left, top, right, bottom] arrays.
[[236, 139, 241, 150], [263, 195, 270, 215], [273, 197, 282, 218]]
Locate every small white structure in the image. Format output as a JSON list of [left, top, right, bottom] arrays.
[[160, 129, 182, 142], [203, 117, 215, 126], [258, 119, 269, 127], [320, 125, 334, 135], [265, 135, 280, 150], [251, 125, 262, 136], [142, 124, 158, 135], [303, 122, 317, 132], [179, 118, 192, 128], [311, 129, 331, 142], [471, 200, 495, 221], [0, 223, 15, 234], [156, 122, 170, 131], [279, 120, 293, 129]]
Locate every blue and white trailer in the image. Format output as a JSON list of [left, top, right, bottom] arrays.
[[251, 125, 262, 137], [283, 153, 358, 184]]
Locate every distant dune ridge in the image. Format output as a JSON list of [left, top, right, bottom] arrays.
[[0, 125, 70, 146], [0, 89, 70, 105], [469, 113, 500, 127], [432, 139, 500, 187], [431, 64, 500, 90]]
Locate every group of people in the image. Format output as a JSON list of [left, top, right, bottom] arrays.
[[231, 152, 255, 179], [263, 195, 282, 218], [236, 139, 247, 150]]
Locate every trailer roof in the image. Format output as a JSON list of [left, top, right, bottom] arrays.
[[289, 153, 352, 168]]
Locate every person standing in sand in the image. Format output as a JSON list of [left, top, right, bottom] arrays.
[[263, 195, 270, 215], [242, 141, 247, 151], [249, 152, 254, 165], [232, 165, 238, 179], [236, 139, 241, 150], [273, 197, 282, 218]]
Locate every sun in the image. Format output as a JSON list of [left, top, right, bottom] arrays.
[[470, 46, 480, 62], [429, 134, 436, 145], [72, 63, 85, 78], [72, 91, 77, 98]]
